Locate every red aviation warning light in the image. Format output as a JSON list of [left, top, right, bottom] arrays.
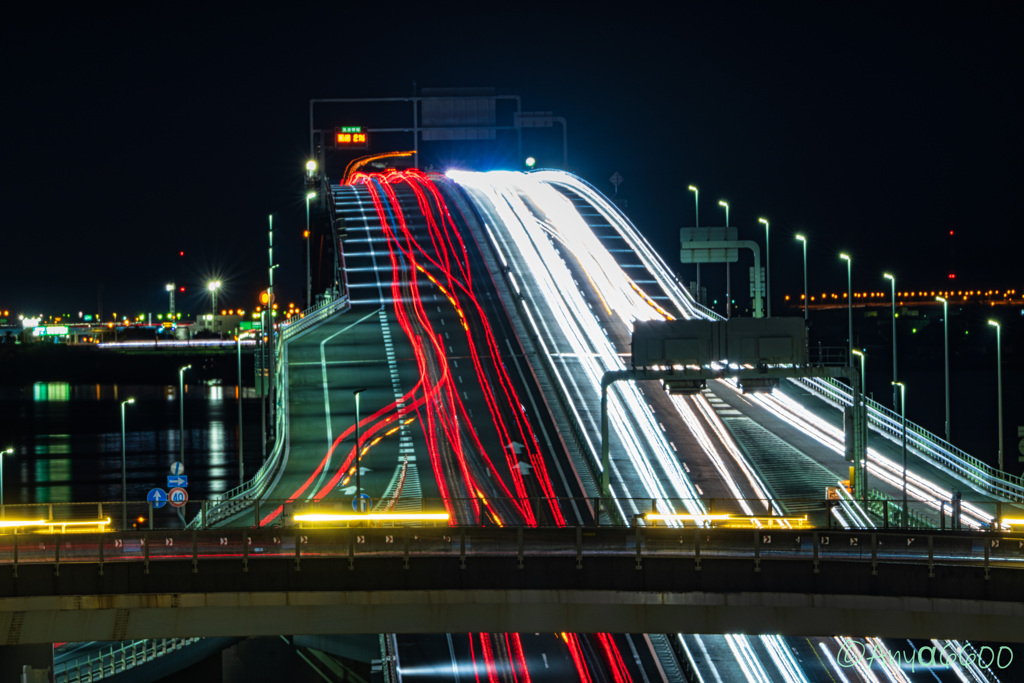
[[335, 126, 369, 149]]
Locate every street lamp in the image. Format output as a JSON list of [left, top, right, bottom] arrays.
[[305, 191, 316, 309], [688, 185, 700, 301], [237, 337, 244, 486], [759, 218, 771, 317], [884, 273, 898, 410], [305, 159, 317, 179], [988, 320, 1003, 471], [795, 234, 808, 321], [353, 388, 367, 512], [179, 365, 191, 466], [892, 381, 907, 523], [207, 280, 222, 317], [165, 283, 175, 319], [839, 253, 852, 363], [719, 200, 730, 318], [121, 397, 135, 530], [936, 296, 951, 442], [0, 447, 13, 508]]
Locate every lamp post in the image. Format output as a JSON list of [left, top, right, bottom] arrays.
[[719, 200, 730, 318], [795, 234, 808, 321], [0, 447, 13, 508], [892, 381, 907, 523], [305, 191, 316, 309], [759, 218, 771, 317], [165, 283, 175, 319], [178, 365, 190, 467], [839, 253, 852, 363], [354, 388, 367, 512], [688, 185, 700, 301], [937, 296, 951, 442], [121, 397, 135, 530], [988, 320, 1003, 471], [237, 336, 244, 486], [268, 212, 277, 436], [207, 280, 222, 320], [884, 273, 897, 409]]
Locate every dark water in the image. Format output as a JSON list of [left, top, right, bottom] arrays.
[[0, 381, 267, 507]]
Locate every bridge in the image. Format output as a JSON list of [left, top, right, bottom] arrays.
[[20, 167, 1024, 680], [3, 525, 1024, 645]]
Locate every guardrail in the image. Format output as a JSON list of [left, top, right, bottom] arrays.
[[55, 638, 201, 683], [3, 526, 1023, 576], [795, 376, 1024, 501]]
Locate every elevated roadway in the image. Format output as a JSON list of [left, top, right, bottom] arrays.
[[34, 167, 1024, 681], [2, 526, 1022, 644]]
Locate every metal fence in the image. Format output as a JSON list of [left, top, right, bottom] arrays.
[[795, 376, 1024, 501], [55, 639, 201, 683]]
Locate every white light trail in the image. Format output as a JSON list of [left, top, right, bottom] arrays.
[[449, 170, 704, 518]]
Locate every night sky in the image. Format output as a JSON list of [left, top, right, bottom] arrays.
[[3, 3, 1022, 317]]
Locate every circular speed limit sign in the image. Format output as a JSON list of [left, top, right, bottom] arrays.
[[168, 487, 188, 507]]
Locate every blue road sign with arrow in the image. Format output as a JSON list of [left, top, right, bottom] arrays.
[[352, 493, 371, 512], [147, 488, 168, 509], [167, 475, 188, 488]]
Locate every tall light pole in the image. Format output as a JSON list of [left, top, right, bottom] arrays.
[[121, 397, 135, 530], [305, 191, 316, 309], [988, 320, 1003, 471], [936, 296, 951, 443], [884, 273, 898, 409], [179, 365, 191, 466], [268, 214, 277, 437], [795, 234, 808, 320], [688, 185, 700, 302], [719, 200, 730, 318], [839, 253, 852, 363], [165, 283, 175, 319], [892, 381, 907, 523], [354, 388, 367, 512], [0, 447, 13, 508], [237, 336, 244, 486], [208, 280, 221, 317], [759, 218, 771, 317]]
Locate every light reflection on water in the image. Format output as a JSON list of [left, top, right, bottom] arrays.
[[3, 382, 263, 505]]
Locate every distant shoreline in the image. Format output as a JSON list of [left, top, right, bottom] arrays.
[[0, 343, 255, 385]]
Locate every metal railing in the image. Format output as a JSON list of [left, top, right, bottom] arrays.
[[4, 525, 1023, 576], [795, 376, 1024, 501], [54, 638, 201, 683]]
